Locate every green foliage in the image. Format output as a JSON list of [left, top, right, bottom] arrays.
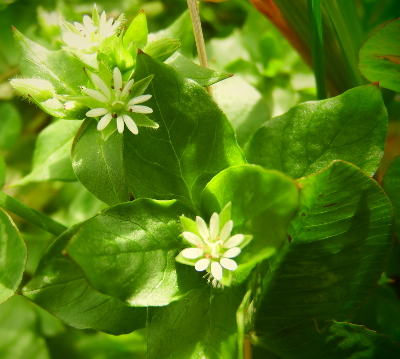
[[1, 1, 400, 358], [15, 120, 80, 186], [23, 225, 146, 335], [246, 85, 387, 178], [359, 17, 400, 92], [0, 208, 26, 304], [123, 52, 245, 209]]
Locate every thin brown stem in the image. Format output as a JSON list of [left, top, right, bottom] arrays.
[[186, 0, 213, 96]]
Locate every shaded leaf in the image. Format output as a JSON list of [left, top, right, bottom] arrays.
[[255, 161, 393, 336], [350, 283, 400, 343], [359, 17, 400, 92], [23, 225, 146, 335], [15, 120, 80, 186], [0, 207, 26, 304], [0, 295, 50, 359], [147, 286, 244, 359], [256, 319, 400, 359], [0, 102, 21, 150]]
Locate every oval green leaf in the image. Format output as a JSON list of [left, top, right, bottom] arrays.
[[66, 199, 205, 306], [246, 85, 387, 178], [124, 52, 246, 210]]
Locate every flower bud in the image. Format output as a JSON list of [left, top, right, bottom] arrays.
[[10, 78, 55, 102]]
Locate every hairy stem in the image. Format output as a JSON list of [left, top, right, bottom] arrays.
[[186, 0, 213, 96]]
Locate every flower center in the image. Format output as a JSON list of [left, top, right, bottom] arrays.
[[111, 100, 125, 112]]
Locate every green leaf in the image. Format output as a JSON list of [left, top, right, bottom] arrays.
[[0, 207, 26, 304], [13, 28, 86, 95], [72, 119, 129, 206], [0, 154, 5, 189], [124, 10, 148, 50], [255, 319, 400, 358], [0, 295, 50, 359], [14, 120, 81, 186], [383, 155, 400, 238], [359, 17, 400, 92], [23, 225, 146, 335], [165, 52, 232, 87], [147, 286, 244, 359], [0, 102, 21, 150], [246, 85, 387, 178], [213, 76, 271, 147], [124, 52, 246, 209], [144, 38, 180, 62], [350, 284, 400, 343], [66, 199, 205, 306], [254, 161, 393, 337], [201, 164, 300, 283]]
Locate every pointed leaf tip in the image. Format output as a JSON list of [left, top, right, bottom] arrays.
[[372, 81, 380, 88]]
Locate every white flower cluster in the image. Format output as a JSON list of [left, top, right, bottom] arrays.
[[62, 10, 121, 52]]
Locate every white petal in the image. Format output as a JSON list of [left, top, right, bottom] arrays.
[[99, 12, 107, 37], [121, 79, 134, 98], [63, 33, 89, 49], [73, 22, 86, 34], [129, 105, 153, 114], [117, 116, 124, 133], [82, 88, 108, 103], [209, 213, 219, 240], [113, 67, 122, 96], [181, 248, 203, 259], [97, 113, 113, 131], [86, 108, 109, 117], [220, 258, 238, 271], [196, 216, 209, 242], [128, 94, 152, 106], [122, 114, 138, 135], [83, 15, 95, 32], [91, 74, 111, 100], [211, 261, 223, 280], [223, 247, 241, 258], [220, 220, 233, 242], [195, 258, 210, 271], [182, 232, 203, 247], [224, 234, 245, 249]]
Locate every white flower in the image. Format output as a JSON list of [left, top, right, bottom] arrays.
[[62, 10, 121, 52], [177, 210, 249, 287], [81, 67, 155, 135]]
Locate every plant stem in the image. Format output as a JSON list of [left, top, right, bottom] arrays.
[[308, 0, 327, 99], [0, 191, 67, 236], [186, 0, 213, 96]]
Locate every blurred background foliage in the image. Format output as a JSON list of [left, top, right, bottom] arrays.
[[1, 0, 400, 357]]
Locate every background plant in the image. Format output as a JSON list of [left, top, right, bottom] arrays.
[[1, 0, 400, 358]]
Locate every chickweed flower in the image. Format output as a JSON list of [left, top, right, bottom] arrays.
[[176, 203, 252, 287], [62, 10, 121, 52], [81, 67, 157, 135]]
